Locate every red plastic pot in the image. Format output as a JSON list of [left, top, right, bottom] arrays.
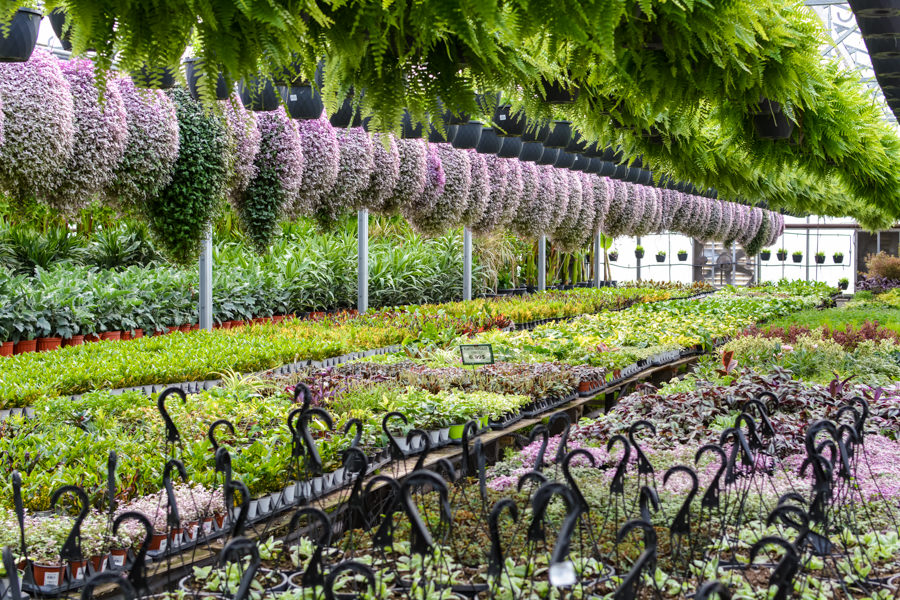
[[133, 329, 144, 339], [36, 336, 62, 352], [100, 331, 122, 342], [14, 339, 36, 354], [89, 554, 107, 573], [121, 330, 132, 341], [84, 333, 101, 343], [62, 335, 84, 347], [108, 549, 128, 569], [0, 341, 13, 357], [69, 558, 88, 581]]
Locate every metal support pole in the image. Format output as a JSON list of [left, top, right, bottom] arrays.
[[199, 224, 213, 331], [463, 226, 472, 301], [636, 236, 642, 282], [593, 231, 602, 288], [538, 235, 547, 292], [730, 244, 736, 286], [877, 231, 881, 254], [805, 217, 810, 282], [668, 234, 672, 283], [357, 209, 369, 313]]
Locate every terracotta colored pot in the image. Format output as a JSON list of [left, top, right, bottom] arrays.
[[121, 330, 132, 341], [252, 317, 267, 325], [214, 512, 226, 529], [69, 558, 89, 581], [62, 335, 84, 347], [89, 554, 107, 573], [0, 341, 13, 356], [84, 333, 101, 343], [232, 320, 246, 328], [219, 321, 232, 330], [36, 337, 62, 352], [133, 329, 144, 339], [108, 549, 128, 568], [14, 339, 36, 354], [148, 532, 168, 554], [167, 326, 180, 334], [100, 331, 122, 342], [31, 562, 66, 587], [191, 324, 200, 331], [179, 324, 191, 332]]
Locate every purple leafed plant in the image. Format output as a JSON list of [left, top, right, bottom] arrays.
[[220, 93, 261, 204], [362, 133, 400, 213], [294, 114, 339, 218]]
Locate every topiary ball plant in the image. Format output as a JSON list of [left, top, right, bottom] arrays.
[[220, 93, 261, 204], [144, 87, 228, 264], [46, 58, 128, 213], [236, 107, 303, 253], [106, 77, 180, 208], [0, 48, 74, 204]]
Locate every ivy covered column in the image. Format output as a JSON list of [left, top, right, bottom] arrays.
[[358, 209, 369, 314], [199, 224, 213, 331]]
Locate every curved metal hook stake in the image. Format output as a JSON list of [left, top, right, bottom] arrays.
[[406, 428, 431, 471], [294, 382, 313, 414], [850, 396, 869, 439], [301, 408, 334, 473], [748, 537, 800, 600], [208, 419, 236, 450], [517, 470, 548, 492], [107, 451, 118, 515], [528, 482, 575, 542], [215, 447, 233, 508], [218, 537, 261, 600], [343, 418, 363, 448], [488, 499, 519, 576], [614, 519, 658, 600], [628, 420, 656, 476], [460, 420, 480, 478], [695, 444, 726, 509], [381, 411, 409, 459], [638, 486, 659, 525], [288, 407, 306, 458], [12, 471, 25, 553], [113, 511, 152, 591], [163, 459, 189, 528], [324, 560, 376, 600], [3, 546, 22, 600], [50, 485, 89, 561], [742, 398, 775, 438], [157, 387, 186, 443], [227, 480, 251, 537], [562, 448, 596, 511], [364, 476, 401, 549], [474, 438, 488, 505], [529, 425, 550, 472], [756, 390, 780, 414], [435, 458, 457, 483], [80, 571, 136, 600], [289, 506, 332, 587], [548, 412, 572, 464], [663, 466, 698, 536], [734, 413, 764, 451], [695, 581, 731, 600], [400, 470, 451, 555], [607, 434, 631, 495]]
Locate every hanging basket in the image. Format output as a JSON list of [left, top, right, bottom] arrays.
[[497, 136, 523, 158], [521, 121, 551, 143], [48, 8, 72, 51], [833, 254, 844, 264], [544, 120, 572, 148], [0, 7, 40, 62], [553, 150, 576, 169], [760, 251, 771, 261], [449, 122, 482, 149], [518, 141, 544, 162], [400, 110, 424, 139], [285, 83, 325, 119], [540, 77, 579, 104], [132, 65, 177, 89], [814, 254, 825, 264], [609, 251, 619, 261], [536, 147, 559, 165], [239, 77, 283, 111], [570, 154, 591, 172], [678, 252, 688, 261], [493, 104, 526, 137], [752, 99, 795, 140], [329, 91, 364, 127], [184, 58, 231, 101], [475, 127, 502, 154]]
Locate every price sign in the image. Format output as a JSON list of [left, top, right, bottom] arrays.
[[459, 344, 494, 366]]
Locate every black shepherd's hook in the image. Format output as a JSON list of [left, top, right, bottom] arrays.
[[163, 459, 189, 529], [50, 485, 89, 561], [460, 420, 480, 478], [218, 538, 261, 600], [344, 418, 363, 448], [474, 438, 489, 506], [289, 506, 332, 588], [381, 411, 409, 459], [12, 471, 25, 554], [741, 398, 775, 438], [406, 428, 432, 471], [227, 480, 251, 536], [517, 470, 548, 493], [107, 451, 118, 515], [294, 382, 313, 413], [628, 420, 656, 476], [288, 407, 306, 458], [638, 486, 659, 525], [208, 419, 236, 450], [324, 561, 376, 600], [157, 387, 186, 443], [613, 519, 658, 600], [529, 425, 550, 472], [850, 396, 869, 440], [215, 447, 233, 501], [79, 571, 136, 600], [343, 447, 369, 517], [548, 412, 572, 464], [365, 476, 401, 548], [756, 390, 780, 415], [113, 511, 152, 592], [400, 470, 451, 555], [527, 482, 575, 542], [748, 537, 800, 600], [694, 581, 731, 600], [663, 466, 698, 536], [734, 413, 764, 452], [301, 408, 334, 473], [3, 547, 22, 600], [695, 444, 727, 509], [607, 434, 631, 495], [562, 449, 596, 511], [488, 499, 519, 577]]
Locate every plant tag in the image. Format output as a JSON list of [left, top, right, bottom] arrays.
[[290, 94, 298, 101], [43, 571, 60, 587], [460, 344, 494, 365], [203, 520, 213, 534], [549, 561, 576, 587], [112, 554, 126, 566], [499, 114, 507, 121], [73, 565, 84, 580], [158, 539, 167, 552]]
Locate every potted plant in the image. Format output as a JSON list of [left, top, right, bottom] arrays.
[[27, 516, 68, 588], [0, 6, 41, 62], [131, 65, 177, 89], [814, 251, 825, 264], [183, 58, 231, 101], [608, 250, 618, 262], [677, 250, 688, 261], [760, 248, 771, 261], [833, 252, 844, 264], [634, 246, 645, 259], [838, 277, 849, 291], [655, 251, 666, 263], [751, 99, 795, 140], [792, 250, 803, 263], [776, 248, 788, 261], [239, 76, 283, 112]]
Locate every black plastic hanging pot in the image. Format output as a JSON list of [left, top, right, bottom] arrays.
[[285, 83, 325, 120], [637, 170, 652, 185], [449, 122, 482, 149], [565, 133, 588, 154], [239, 77, 283, 111], [518, 141, 545, 162], [521, 121, 552, 143], [583, 143, 602, 158], [47, 8, 72, 51], [540, 77, 579, 104], [493, 104, 526, 137], [553, 151, 576, 169], [428, 123, 453, 143], [760, 251, 771, 261], [476, 127, 502, 154], [598, 161, 617, 177], [570, 154, 591, 172], [544, 121, 572, 149], [329, 91, 364, 127], [584, 158, 602, 174], [401, 110, 424, 139], [613, 165, 629, 180], [623, 168, 642, 183], [848, 0, 900, 18], [0, 7, 40, 62], [497, 137, 523, 158], [752, 99, 795, 140], [132, 65, 177, 89], [599, 146, 622, 163], [536, 147, 559, 166], [184, 59, 231, 101]]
